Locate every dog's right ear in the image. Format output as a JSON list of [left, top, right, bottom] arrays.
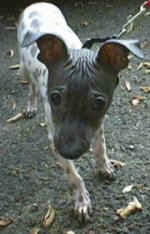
[[21, 32, 69, 66], [96, 39, 144, 73]]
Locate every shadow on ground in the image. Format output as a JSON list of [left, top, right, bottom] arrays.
[[0, 0, 149, 233]]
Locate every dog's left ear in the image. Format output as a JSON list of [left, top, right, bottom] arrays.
[[96, 39, 144, 73], [21, 31, 69, 66], [36, 34, 69, 66]]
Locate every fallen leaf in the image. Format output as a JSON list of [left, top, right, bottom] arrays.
[[8, 64, 20, 70], [137, 62, 144, 70], [125, 80, 132, 91], [137, 62, 150, 70], [128, 54, 134, 59], [142, 62, 150, 69], [7, 49, 14, 57], [131, 95, 146, 106], [81, 21, 89, 27], [132, 98, 140, 106], [42, 204, 55, 228], [65, 231, 75, 234], [0, 218, 13, 227], [140, 86, 150, 93], [144, 69, 150, 74], [39, 122, 46, 127], [133, 95, 146, 101], [30, 227, 40, 234], [7, 112, 24, 123], [20, 80, 29, 84], [116, 196, 143, 219], [88, 231, 95, 234], [140, 40, 149, 49], [122, 184, 134, 193], [146, 11, 150, 16], [110, 159, 125, 169], [9, 100, 16, 110], [128, 64, 132, 70]]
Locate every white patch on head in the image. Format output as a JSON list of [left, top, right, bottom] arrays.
[[30, 18, 41, 31], [17, 2, 82, 115], [29, 11, 39, 18]]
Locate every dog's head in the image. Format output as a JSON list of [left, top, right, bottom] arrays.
[[22, 33, 144, 159]]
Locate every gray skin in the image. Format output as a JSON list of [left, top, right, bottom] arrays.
[[34, 35, 144, 160], [45, 49, 118, 159]]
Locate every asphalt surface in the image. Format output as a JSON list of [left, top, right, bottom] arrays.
[[0, 1, 150, 233]]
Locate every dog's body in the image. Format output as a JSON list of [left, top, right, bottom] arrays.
[[18, 2, 144, 220]]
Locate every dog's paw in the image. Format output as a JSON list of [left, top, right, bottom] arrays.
[[97, 159, 115, 180], [97, 159, 125, 180], [74, 188, 92, 222]]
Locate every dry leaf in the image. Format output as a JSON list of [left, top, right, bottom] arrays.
[[39, 122, 46, 127], [42, 204, 55, 228], [128, 64, 132, 70], [131, 95, 146, 106], [128, 54, 134, 59], [137, 62, 150, 70], [132, 98, 140, 106], [144, 69, 150, 74], [30, 227, 40, 234], [133, 95, 146, 101], [7, 112, 24, 123], [140, 86, 150, 93], [116, 196, 143, 219], [122, 184, 134, 193], [8, 64, 20, 70], [110, 159, 125, 169], [137, 62, 144, 70], [125, 80, 132, 91], [142, 62, 150, 69], [7, 49, 14, 57], [65, 231, 75, 234], [12, 102, 16, 110], [81, 21, 89, 27], [0, 218, 13, 227], [140, 41, 149, 49], [20, 80, 29, 84]]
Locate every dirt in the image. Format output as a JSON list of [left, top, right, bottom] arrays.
[[0, 0, 149, 233]]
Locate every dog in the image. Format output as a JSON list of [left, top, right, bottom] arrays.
[[17, 2, 144, 220]]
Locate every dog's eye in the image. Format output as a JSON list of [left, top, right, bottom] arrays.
[[50, 91, 61, 106], [92, 96, 106, 110]]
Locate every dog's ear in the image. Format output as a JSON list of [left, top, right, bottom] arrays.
[[36, 34, 69, 65], [96, 39, 144, 73], [21, 32, 69, 66]]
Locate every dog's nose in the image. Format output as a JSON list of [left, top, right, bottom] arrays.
[[54, 137, 89, 160], [57, 146, 87, 160]]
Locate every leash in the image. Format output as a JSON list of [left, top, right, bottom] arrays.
[[82, 0, 150, 48]]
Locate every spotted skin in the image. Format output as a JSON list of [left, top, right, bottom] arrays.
[[17, 2, 91, 221]]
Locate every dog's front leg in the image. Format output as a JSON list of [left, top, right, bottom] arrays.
[[93, 124, 125, 179], [56, 155, 92, 221], [93, 124, 115, 179]]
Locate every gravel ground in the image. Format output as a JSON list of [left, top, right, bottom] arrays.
[[0, 0, 149, 233]]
